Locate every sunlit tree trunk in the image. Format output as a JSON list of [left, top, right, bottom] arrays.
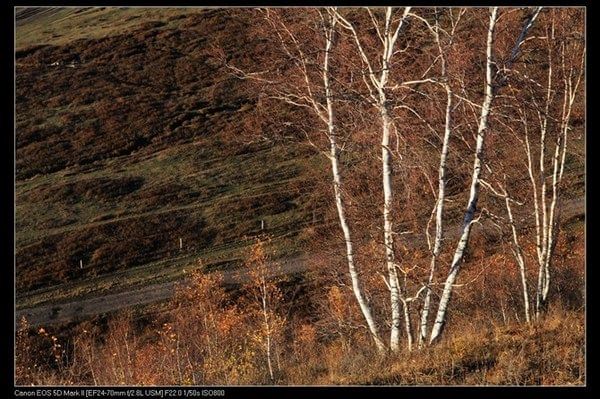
[[479, 177, 531, 324], [429, 7, 499, 344], [505, 194, 531, 323], [429, 6, 543, 343], [415, 8, 465, 347], [381, 102, 403, 351], [324, 12, 386, 353], [333, 6, 413, 353], [419, 87, 452, 346], [234, 9, 388, 352], [530, 17, 584, 318]]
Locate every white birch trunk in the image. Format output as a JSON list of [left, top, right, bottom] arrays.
[[329, 124, 386, 353], [534, 18, 555, 318], [504, 193, 531, 323], [429, 7, 499, 344], [536, 61, 551, 317], [535, 38, 583, 315], [323, 14, 386, 352], [332, 6, 411, 353], [412, 9, 466, 348], [333, 7, 412, 352], [381, 102, 403, 352], [261, 289, 275, 382], [380, 7, 411, 353], [264, 9, 387, 352], [479, 176, 532, 324], [402, 298, 413, 351], [524, 123, 545, 320], [419, 82, 453, 347]]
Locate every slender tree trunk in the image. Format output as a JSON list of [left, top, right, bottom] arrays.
[[537, 38, 583, 313], [419, 85, 453, 347], [323, 17, 386, 352], [402, 299, 413, 351], [378, 6, 412, 353], [429, 7, 499, 344], [419, 256, 437, 347], [413, 10, 465, 348], [504, 194, 531, 323], [255, 273, 277, 383], [381, 103, 402, 352], [535, 16, 554, 318], [263, 316, 274, 382], [536, 72, 551, 317], [332, 7, 411, 352], [524, 122, 545, 320], [329, 133, 386, 353]]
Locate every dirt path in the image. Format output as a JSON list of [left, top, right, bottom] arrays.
[[15, 196, 584, 328], [16, 254, 310, 327]]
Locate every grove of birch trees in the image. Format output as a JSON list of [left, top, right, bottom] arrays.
[[222, 6, 585, 353], [13, 7, 586, 386]]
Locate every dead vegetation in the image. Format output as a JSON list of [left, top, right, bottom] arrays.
[[16, 235, 584, 386], [15, 7, 585, 386], [16, 9, 325, 294]]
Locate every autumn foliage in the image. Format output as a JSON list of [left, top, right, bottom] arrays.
[[15, 6, 584, 386]]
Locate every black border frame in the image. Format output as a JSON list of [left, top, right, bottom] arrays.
[[4, 2, 592, 398]]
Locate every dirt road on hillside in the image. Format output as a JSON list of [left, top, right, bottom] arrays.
[[16, 196, 584, 328], [16, 253, 311, 327]]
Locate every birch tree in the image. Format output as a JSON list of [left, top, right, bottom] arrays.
[[482, 8, 584, 322], [427, 7, 499, 344], [331, 6, 432, 353], [428, 7, 543, 344], [530, 15, 584, 318], [480, 177, 531, 322], [224, 9, 386, 352], [244, 239, 286, 382], [399, 8, 467, 348]]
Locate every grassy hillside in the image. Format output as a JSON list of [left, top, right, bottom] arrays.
[[15, 6, 585, 306], [16, 8, 329, 301], [14, 8, 585, 386], [16, 8, 205, 49]]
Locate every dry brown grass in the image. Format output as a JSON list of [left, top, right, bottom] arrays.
[[342, 305, 584, 385], [16, 278, 584, 386], [14, 8, 585, 387]]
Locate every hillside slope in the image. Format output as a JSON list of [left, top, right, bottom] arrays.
[[15, 7, 585, 321], [16, 8, 328, 300]]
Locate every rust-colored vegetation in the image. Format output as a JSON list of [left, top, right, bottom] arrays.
[[15, 7, 584, 386]]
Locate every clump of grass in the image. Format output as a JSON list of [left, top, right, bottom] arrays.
[[338, 306, 584, 386], [17, 276, 584, 386]]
